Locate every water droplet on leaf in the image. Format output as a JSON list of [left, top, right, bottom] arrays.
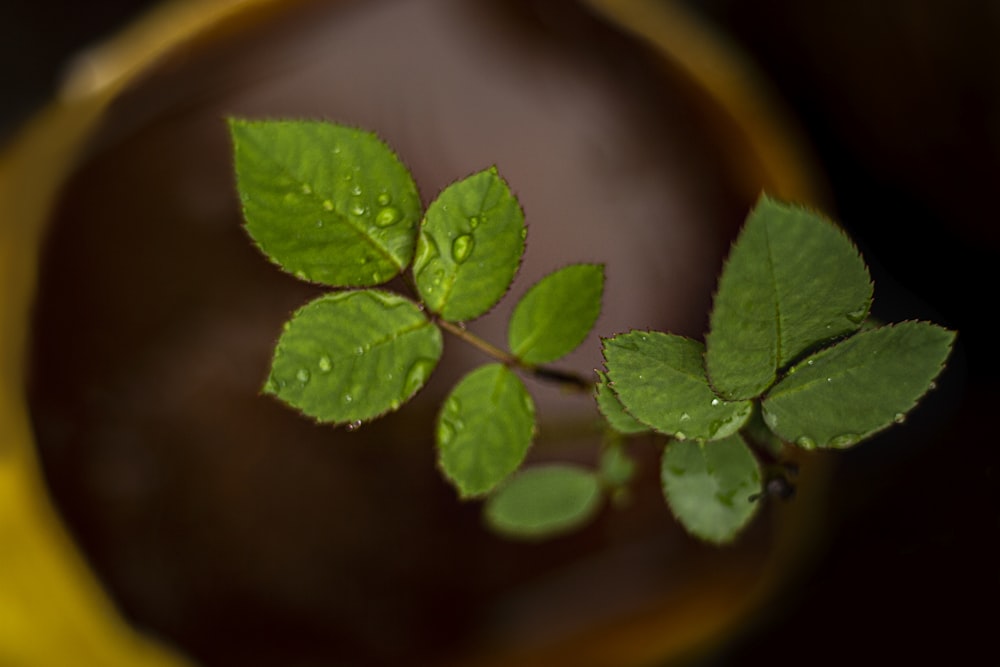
[[828, 433, 859, 448], [296, 368, 311, 384], [346, 420, 362, 432], [377, 192, 392, 206], [318, 356, 332, 373], [322, 200, 334, 211], [711, 398, 721, 406], [795, 436, 816, 449], [679, 412, 691, 422], [375, 206, 400, 227], [301, 184, 312, 195], [893, 413, 906, 424], [452, 234, 474, 263]]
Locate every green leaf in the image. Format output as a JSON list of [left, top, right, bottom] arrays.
[[599, 444, 637, 488], [413, 167, 525, 322], [437, 364, 536, 497], [661, 435, 761, 544], [229, 119, 422, 287], [705, 195, 873, 400], [265, 290, 442, 424], [603, 332, 752, 441], [594, 371, 650, 435], [485, 465, 602, 539], [508, 264, 604, 364], [762, 322, 955, 449]]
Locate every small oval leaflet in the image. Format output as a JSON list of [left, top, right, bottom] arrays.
[[508, 263, 604, 365], [414, 167, 525, 322], [229, 118, 422, 287], [437, 364, 536, 497], [485, 465, 603, 539], [265, 290, 442, 425]]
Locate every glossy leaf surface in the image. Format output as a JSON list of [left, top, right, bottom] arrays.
[[603, 332, 751, 441], [762, 322, 955, 448], [230, 118, 421, 287], [508, 263, 604, 364], [437, 364, 535, 497], [705, 196, 873, 400], [414, 168, 525, 322], [265, 290, 441, 425]]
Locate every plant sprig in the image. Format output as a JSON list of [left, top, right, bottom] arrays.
[[229, 118, 955, 544]]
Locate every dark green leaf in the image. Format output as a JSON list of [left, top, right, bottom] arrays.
[[661, 435, 761, 544], [705, 195, 873, 400], [762, 322, 955, 448], [485, 465, 602, 539], [603, 332, 751, 440], [437, 364, 536, 497], [229, 119, 422, 287], [594, 371, 650, 435], [265, 290, 441, 425], [413, 167, 525, 321], [508, 264, 604, 364]]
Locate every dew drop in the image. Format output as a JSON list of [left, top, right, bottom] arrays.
[[343, 394, 353, 403], [355, 346, 365, 356], [318, 356, 332, 372], [928, 381, 937, 390], [350, 184, 362, 196], [893, 413, 906, 424], [404, 358, 435, 395], [350, 202, 366, 216], [296, 368, 311, 384], [846, 308, 868, 324], [294, 269, 309, 281], [711, 398, 721, 406], [322, 200, 334, 211], [674, 431, 687, 441], [375, 206, 401, 227], [301, 184, 312, 195], [795, 436, 816, 449], [469, 216, 480, 229], [520, 227, 528, 240], [807, 359, 815, 366], [679, 412, 691, 422], [346, 420, 363, 432], [828, 433, 859, 448], [315, 220, 324, 228], [377, 192, 392, 206], [452, 234, 474, 263]]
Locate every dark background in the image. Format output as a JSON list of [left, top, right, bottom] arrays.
[[4, 0, 997, 664]]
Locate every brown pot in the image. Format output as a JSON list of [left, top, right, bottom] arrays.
[[1, 1, 831, 665]]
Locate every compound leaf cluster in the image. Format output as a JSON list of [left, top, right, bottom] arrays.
[[231, 119, 955, 546]]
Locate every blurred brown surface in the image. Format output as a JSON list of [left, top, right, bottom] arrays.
[[7, 0, 999, 664]]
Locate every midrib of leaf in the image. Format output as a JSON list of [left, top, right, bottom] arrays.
[[256, 143, 402, 273], [355, 318, 436, 356]]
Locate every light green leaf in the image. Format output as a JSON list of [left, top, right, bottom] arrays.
[[508, 264, 604, 364], [762, 322, 955, 449], [413, 167, 525, 322], [705, 195, 873, 400], [603, 332, 751, 441], [661, 434, 761, 544], [437, 364, 536, 497], [485, 465, 602, 539], [265, 290, 441, 425], [229, 118, 422, 287], [594, 371, 650, 435]]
